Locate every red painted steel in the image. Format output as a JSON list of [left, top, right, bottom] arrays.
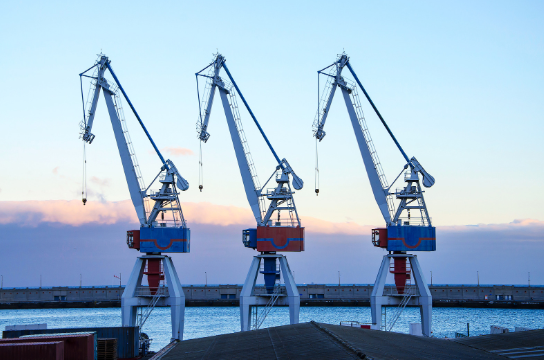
[[0, 333, 94, 360], [256, 226, 304, 252], [0, 341, 64, 360], [144, 258, 164, 295], [390, 255, 411, 294], [127, 230, 141, 250], [372, 228, 388, 248]]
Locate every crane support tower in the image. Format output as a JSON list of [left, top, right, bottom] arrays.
[[79, 55, 190, 341], [313, 53, 436, 336], [196, 54, 304, 331]]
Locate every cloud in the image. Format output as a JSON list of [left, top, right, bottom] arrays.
[[0, 200, 372, 234], [159, 146, 194, 157], [0, 200, 135, 227], [52, 167, 59, 175], [0, 200, 541, 241], [90, 176, 110, 187]]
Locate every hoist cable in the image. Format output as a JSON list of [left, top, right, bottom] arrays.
[[315, 137, 319, 196], [82, 142, 87, 205], [80, 74, 89, 205], [196, 74, 204, 191], [198, 140, 203, 192], [79, 75, 86, 126], [196, 74, 203, 129], [315, 71, 321, 196]]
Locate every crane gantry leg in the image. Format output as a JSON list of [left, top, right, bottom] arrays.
[[240, 254, 299, 331], [122, 255, 185, 341], [370, 254, 432, 336]]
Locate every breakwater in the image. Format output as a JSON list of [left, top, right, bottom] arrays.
[[1, 284, 542, 309]]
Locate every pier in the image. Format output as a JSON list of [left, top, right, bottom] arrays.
[[1, 284, 542, 309]]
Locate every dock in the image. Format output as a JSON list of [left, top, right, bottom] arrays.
[[1, 284, 543, 309]]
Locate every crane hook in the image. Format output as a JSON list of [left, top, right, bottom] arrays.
[[199, 185, 203, 192]]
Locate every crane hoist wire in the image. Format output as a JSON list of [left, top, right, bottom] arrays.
[[314, 137, 319, 196], [314, 70, 321, 196], [196, 72, 204, 192], [79, 69, 93, 206]]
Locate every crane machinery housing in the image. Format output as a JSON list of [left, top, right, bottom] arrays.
[[79, 55, 189, 343], [195, 53, 304, 331], [313, 53, 436, 336]]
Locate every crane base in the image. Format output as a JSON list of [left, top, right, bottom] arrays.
[[122, 255, 185, 341], [370, 254, 432, 336], [240, 254, 299, 331]]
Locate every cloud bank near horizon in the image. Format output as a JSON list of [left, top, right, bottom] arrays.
[[0, 200, 542, 238]]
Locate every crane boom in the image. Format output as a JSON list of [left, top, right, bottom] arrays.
[[218, 88, 263, 223], [339, 87, 392, 224]]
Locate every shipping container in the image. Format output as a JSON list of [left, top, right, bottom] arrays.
[[0, 341, 64, 360], [1, 333, 95, 360], [3, 326, 138, 359]]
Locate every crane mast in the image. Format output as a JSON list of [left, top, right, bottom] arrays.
[[195, 54, 304, 327], [78, 54, 191, 341]]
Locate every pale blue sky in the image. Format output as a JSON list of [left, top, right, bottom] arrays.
[[0, 0, 543, 227]]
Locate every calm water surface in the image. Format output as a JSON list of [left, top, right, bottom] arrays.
[[1, 307, 543, 351]]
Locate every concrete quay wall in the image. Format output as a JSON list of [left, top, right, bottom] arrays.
[[1, 284, 543, 308]]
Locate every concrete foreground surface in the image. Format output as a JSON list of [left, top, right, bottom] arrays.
[[149, 322, 544, 359]]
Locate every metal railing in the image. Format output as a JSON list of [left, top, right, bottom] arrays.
[[383, 285, 420, 297], [135, 286, 169, 297]]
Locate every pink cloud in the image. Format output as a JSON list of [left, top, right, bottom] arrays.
[[0, 200, 136, 227], [440, 219, 544, 234], [0, 201, 541, 239], [90, 176, 110, 187], [52, 167, 59, 175], [160, 146, 194, 157]]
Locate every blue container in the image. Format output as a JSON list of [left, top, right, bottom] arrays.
[[139, 227, 190, 253], [386, 226, 436, 251]]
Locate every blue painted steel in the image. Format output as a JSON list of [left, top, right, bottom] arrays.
[[221, 63, 283, 167], [104, 62, 169, 170], [386, 226, 436, 251], [242, 228, 257, 249], [139, 227, 190, 253], [261, 257, 279, 294], [345, 62, 411, 164], [2, 326, 139, 359]]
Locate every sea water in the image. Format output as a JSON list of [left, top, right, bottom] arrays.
[[1, 307, 543, 351]]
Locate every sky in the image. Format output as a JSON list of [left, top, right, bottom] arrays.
[[0, 1, 542, 287]]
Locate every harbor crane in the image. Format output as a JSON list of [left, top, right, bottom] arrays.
[[79, 55, 189, 341], [195, 54, 304, 331], [313, 53, 436, 336]]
